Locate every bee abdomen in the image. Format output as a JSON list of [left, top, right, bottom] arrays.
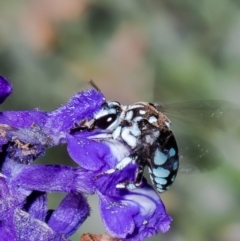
[[149, 133, 179, 193]]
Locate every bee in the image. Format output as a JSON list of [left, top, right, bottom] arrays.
[[72, 100, 180, 193], [72, 84, 240, 193]]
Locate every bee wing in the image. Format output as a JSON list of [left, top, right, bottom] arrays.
[[155, 100, 240, 173], [176, 134, 224, 173], [155, 100, 240, 132]]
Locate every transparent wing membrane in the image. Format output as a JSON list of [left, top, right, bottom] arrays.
[[156, 100, 240, 131], [155, 100, 240, 173], [176, 134, 224, 173]]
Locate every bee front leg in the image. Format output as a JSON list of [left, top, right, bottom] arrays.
[[94, 155, 137, 181], [103, 155, 137, 174]]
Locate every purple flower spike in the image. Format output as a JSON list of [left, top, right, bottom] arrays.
[[0, 76, 12, 104]]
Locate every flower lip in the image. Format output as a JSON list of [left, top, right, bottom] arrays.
[[98, 179, 172, 241], [79, 129, 131, 161], [69, 127, 131, 168]]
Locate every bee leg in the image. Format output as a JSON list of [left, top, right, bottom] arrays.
[[116, 163, 145, 190], [94, 155, 137, 180], [104, 156, 136, 174], [116, 182, 137, 190], [134, 163, 145, 186]]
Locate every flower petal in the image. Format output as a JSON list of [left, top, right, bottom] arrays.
[[48, 193, 90, 237], [99, 192, 137, 239], [67, 133, 112, 171], [13, 209, 68, 241], [0, 110, 47, 129], [23, 191, 47, 221], [47, 88, 105, 134], [99, 179, 172, 241], [123, 183, 172, 240], [12, 165, 93, 194], [0, 76, 12, 104]]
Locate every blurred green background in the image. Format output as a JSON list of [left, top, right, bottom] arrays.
[[1, 1, 240, 240]]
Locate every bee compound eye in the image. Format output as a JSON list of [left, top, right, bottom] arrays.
[[94, 114, 117, 129]]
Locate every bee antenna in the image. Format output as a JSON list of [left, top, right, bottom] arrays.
[[89, 80, 101, 92]]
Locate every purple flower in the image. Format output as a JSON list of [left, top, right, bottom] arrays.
[[0, 75, 172, 240]]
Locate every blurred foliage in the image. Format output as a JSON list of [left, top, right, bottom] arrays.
[[1, 0, 240, 241]]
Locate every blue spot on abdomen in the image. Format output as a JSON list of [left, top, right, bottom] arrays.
[[154, 150, 167, 165], [153, 167, 170, 178]]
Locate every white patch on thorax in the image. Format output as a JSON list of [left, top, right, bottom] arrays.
[[128, 104, 144, 110], [125, 111, 133, 121], [121, 127, 137, 148], [130, 124, 141, 137], [148, 116, 158, 123], [133, 116, 143, 122], [139, 110, 146, 115]]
